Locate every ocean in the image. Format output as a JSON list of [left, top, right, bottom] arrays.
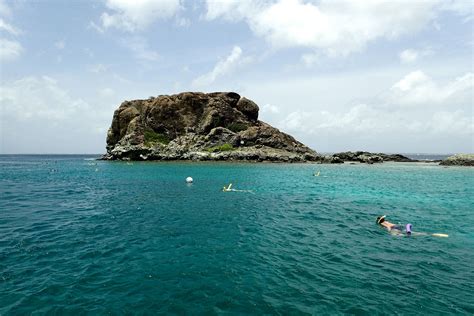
[[1, 155, 473, 315]]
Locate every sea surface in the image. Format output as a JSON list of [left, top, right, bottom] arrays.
[[1, 155, 473, 315]]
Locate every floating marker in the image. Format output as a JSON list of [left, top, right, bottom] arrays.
[[186, 177, 193, 183]]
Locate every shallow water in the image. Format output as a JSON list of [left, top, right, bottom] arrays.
[[1, 155, 473, 314]]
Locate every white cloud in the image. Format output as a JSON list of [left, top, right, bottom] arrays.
[[98, 87, 115, 98], [261, 103, 280, 114], [192, 46, 251, 87], [301, 52, 321, 67], [281, 106, 473, 139], [0, 0, 11, 17], [54, 40, 65, 50], [0, 7, 23, 63], [120, 37, 160, 61], [101, 0, 182, 32], [0, 18, 20, 35], [427, 110, 473, 135], [204, 0, 460, 57], [88, 21, 104, 33], [175, 17, 190, 27], [88, 63, 108, 73], [399, 49, 418, 64], [0, 76, 114, 153], [271, 70, 473, 152], [280, 104, 387, 134], [441, 0, 474, 22], [392, 70, 430, 92], [112, 73, 132, 84], [0, 38, 22, 62], [204, 0, 260, 21], [84, 48, 94, 58], [390, 70, 473, 105], [399, 48, 433, 64], [0, 76, 91, 121]]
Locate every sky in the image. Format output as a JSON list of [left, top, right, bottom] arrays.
[[0, 0, 472, 154]]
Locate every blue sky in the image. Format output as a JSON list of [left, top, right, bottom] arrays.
[[0, 0, 472, 154]]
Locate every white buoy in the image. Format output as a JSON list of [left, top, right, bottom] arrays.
[[186, 177, 193, 183]]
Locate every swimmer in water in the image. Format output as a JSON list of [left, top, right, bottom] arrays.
[[376, 215, 407, 233], [222, 183, 254, 193], [222, 183, 233, 192], [376, 215, 448, 238]]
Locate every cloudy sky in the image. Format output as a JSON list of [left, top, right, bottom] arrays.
[[0, 0, 472, 154]]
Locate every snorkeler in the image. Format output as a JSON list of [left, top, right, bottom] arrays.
[[376, 215, 448, 237], [376, 215, 409, 234], [222, 183, 254, 193], [222, 183, 233, 192]]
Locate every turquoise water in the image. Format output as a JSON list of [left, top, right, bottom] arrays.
[[1, 155, 473, 315]]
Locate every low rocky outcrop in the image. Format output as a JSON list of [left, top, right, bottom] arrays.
[[439, 154, 474, 166], [103, 92, 320, 162], [331, 151, 414, 164], [316, 156, 344, 164]]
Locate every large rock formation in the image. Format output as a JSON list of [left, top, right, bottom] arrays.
[[103, 92, 320, 162], [439, 154, 474, 166]]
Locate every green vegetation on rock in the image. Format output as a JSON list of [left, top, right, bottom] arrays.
[[211, 116, 223, 128], [206, 143, 234, 153], [144, 129, 170, 147], [227, 122, 248, 132]]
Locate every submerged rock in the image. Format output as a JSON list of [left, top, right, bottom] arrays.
[[439, 154, 474, 166], [103, 92, 320, 162]]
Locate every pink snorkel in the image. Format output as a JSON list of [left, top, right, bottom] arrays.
[[406, 224, 412, 235]]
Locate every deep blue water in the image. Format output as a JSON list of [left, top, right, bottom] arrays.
[[1, 155, 473, 315]]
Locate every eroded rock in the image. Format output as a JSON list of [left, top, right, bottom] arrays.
[[103, 92, 320, 162]]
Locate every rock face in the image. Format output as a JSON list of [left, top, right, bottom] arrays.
[[103, 92, 320, 162], [331, 151, 414, 164], [439, 154, 474, 166]]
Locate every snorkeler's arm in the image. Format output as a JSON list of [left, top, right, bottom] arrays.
[[381, 222, 393, 229]]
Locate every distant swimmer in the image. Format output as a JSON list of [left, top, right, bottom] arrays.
[[222, 183, 253, 193], [314, 171, 320, 177], [222, 183, 233, 192], [376, 215, 448, 238]]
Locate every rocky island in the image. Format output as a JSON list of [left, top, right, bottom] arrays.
[[102, 91, 441, 165], [439, 154, 474, 166], [103, 92, 320, 162]]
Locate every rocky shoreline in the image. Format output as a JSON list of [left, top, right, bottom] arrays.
[[102, 91, 469, 165], [439, 154, 474, 166], [328, 151, 415, 164]]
